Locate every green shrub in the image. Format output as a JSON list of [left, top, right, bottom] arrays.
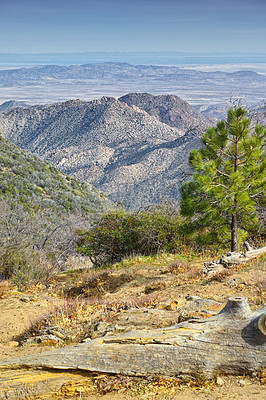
[[77, 204, 183, 267]]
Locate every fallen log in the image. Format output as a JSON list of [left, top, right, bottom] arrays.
[[0, 297, 265, 379], [203, 245, 266, 278]]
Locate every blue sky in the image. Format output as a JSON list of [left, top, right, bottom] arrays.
[[1, 0, 265, 54]]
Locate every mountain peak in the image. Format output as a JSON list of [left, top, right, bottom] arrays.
[[119, 93, 212, 131]]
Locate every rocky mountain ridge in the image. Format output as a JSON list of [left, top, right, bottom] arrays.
[[119, 93, 213, 131], [0, 94, 210, 209]]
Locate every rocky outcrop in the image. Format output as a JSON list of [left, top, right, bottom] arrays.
[[119, 93, 212, 131]]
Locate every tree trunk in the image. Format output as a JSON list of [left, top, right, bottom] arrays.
[[231, 213, 238, 252], [1, 297, 265, 380]]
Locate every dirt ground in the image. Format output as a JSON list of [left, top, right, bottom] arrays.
[[0, 253, 265, 399]]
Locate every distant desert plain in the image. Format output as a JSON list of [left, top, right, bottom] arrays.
[[0, 61, 265, 119]]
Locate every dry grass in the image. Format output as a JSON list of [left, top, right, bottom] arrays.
[[5, 250, 266, 351]]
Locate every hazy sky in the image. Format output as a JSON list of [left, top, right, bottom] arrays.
[[1, 0, 265, 54]]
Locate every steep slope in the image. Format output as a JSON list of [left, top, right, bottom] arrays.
[[119, 93, 212, 131], [0, 135, 112, 216], [0, 96, 205, 209]]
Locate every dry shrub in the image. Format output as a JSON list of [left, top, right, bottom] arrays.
[[0, 280, 12, 298], [255, 278, 266, 304], [186, 266, 202, 283], [64, 270, 133, 298], [169, 260, 187, 274], [23, 297, 137, 344], [27, 298, 91, 335], [207, 269, 231, 282], [127, 293, 160, 308]]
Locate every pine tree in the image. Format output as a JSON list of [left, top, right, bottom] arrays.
[[180, 107, 266, 252]]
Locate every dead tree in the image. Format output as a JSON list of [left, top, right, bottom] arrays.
[[1, 297, 265, 379]]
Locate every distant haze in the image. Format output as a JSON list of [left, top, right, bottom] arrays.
[[1, 52, 266, 68]]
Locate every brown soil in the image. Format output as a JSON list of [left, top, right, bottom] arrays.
[[0, 253, 265, 399]]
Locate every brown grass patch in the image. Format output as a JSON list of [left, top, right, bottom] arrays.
[[64, 270, 134, 298]]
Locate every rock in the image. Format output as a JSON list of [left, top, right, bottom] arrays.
[[178, 298, 223, 322], [156, 299, 185, 310], [20, 296, 30, 302], [48, 330, 65, 340], [216, 377, 224, 386], [238, 379, 245, 387], [24, 335, 64, 346], [185, 295, 202, 301], [6, 341, 20, 348], [203, 264, 227, 278], [168, 299, 185, 310], [92, 322, 111, 338]]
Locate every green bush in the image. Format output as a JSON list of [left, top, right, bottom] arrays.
[[77, 204, 183, 267]]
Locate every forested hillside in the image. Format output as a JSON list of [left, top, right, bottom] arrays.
[[0, 134, 112, 215], [0, 135, 113, 287]]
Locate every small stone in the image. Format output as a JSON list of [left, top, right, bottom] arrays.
[[185, 295, 201, 301], [6, 341, 20, 348], [238, 379, 245, 387], [24, 335, 63, 346], [20, 296, 30, 302], [48, 330, 65, 339], [155, 303, 168, 310], [216, 377, 224, 386]]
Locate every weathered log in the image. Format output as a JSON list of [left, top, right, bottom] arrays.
[[203, 245, 266, 277], [0, 297, 265, 379], [222, 246, 266, 266]]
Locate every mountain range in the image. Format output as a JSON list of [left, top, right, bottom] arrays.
[[1, 63, 264, 87], [0, 93, 212, 209], [0, 62, 265, 117]]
